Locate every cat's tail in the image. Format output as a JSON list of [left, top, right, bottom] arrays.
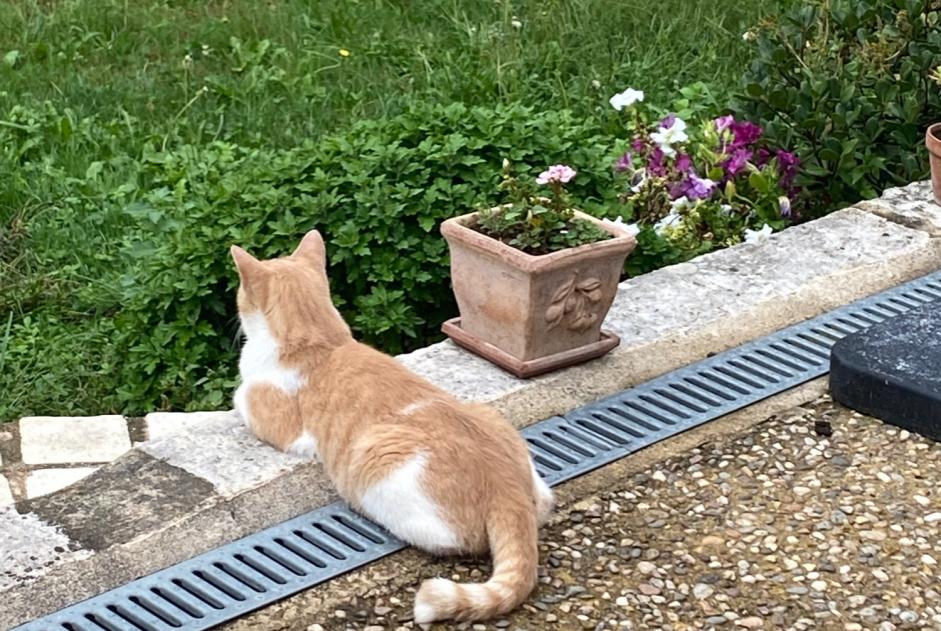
[[413, 500, 537, 624]]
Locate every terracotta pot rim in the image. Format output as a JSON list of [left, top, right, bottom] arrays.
[[926, 122, 941, 154], [441, 208, 637, 273]]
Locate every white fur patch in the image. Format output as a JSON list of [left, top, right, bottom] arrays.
[[414, 578, 456, 624], [359, 452, 459, 554], [531, 459, 554, 524], [234, 312, 306, 424], [286, 432, 319, 460], [397, 399, 436, 416]]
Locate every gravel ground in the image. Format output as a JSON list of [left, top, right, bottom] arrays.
[[226, 396, 941, 631]]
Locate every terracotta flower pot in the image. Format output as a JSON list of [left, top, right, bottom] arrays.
[[928, 123, 941, 205], [440, 209, 637, 378]]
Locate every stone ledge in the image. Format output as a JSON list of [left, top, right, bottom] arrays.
[[855, 180, 941, 236], [3, 187, 941, 628]]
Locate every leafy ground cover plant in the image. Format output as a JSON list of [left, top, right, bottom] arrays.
[[737, 0, 941, 214]]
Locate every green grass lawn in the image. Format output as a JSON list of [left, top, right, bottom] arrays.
[[0, 0, 788, 421]]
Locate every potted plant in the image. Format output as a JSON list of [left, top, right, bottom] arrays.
[[928, 66, 941, 205], [440, 161, 637, 378]]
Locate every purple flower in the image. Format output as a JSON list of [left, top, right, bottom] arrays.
[[714, 115, 735, 133], [647, 146, 668, 177], [686, 174, 717, 200], [755, 147, 772, 168], [614, 152, 633, 173], [778, 195, 792, 218], [675, 153, 692, 174], [729, 121, 762, 148], [671, 172, 717, 200], [723, 147, 753, 178], [776, 149, 799, 190], [631, 137, 647, 153], [659, 113, 677, 130]]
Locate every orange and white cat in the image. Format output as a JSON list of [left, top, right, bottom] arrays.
[[230, 230, 553, 623]]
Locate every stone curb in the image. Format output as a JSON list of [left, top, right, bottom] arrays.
[[2, 184, 940, 629]]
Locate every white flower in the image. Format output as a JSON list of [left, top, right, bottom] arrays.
[[669, 195, 693, 213], [609, 88, 645, 111], [654, 212, 683, 235], [511, 17, 523, 29], [591, 79, 601, 89], [602, 216, 641, 237], [629, 168, 647, 193], [650, 118, 688, 157], [719, 204, 733, 216], [743, 223, 774, 244], [742, 30, 757, 42]]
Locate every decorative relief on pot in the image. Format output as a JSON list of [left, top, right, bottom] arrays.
[[545, 271, 604, 332]]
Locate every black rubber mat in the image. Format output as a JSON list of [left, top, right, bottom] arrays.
[[830, 302, 941, 441]]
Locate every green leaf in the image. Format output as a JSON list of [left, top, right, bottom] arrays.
[[3, 49, 20, 68], [85, 161, 104, 180]]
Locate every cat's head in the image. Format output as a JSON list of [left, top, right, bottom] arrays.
[[230, 230, 351, 348]]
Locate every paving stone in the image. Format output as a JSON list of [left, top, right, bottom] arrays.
[[140, 411, 308, 497], [26, 467, 99, 499], [19, 416, 131, 465], [0, 475, 12, 506], [145, 410, 234, 442], [856, 180, 941, 236], [0, 506, 91, 592], [19, 450, 214, 550]]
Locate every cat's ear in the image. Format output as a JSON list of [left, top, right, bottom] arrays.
[[230, 245, 263, 280], [292, 230, 327, 269]]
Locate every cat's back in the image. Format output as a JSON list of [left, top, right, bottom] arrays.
[[304, 340, 451, 419], [308, 341, 518, 444]]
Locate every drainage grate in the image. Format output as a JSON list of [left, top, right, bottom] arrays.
[[528, 268, 941, 484], [15, 269, 941, 631], [19, 506, 404, 631]]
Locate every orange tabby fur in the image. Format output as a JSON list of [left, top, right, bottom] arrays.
[[230, 231, 553, 623]]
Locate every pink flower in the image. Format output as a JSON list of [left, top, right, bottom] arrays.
[[536, 164, 577, 185], [714, 115, 735, 133]]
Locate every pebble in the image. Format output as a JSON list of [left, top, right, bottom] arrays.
[[693, 583, 714, 600], [898, 611, 919, 623], [925, 512, 941, 523], [860, 530, 886, 542], [736, 617, 764, 629]]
